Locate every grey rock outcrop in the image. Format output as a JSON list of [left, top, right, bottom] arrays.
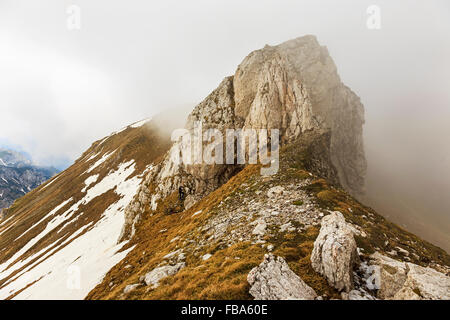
[[123, 283, 140, 294], [369, 253, 450, 300], [234, 36, 366, 195], [144, 262, 185, 288], [252, 219, 267, 236], [248, 254, 317, 300], [311, 211, 358, 292]]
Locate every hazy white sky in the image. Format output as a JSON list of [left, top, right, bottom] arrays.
[[0, 0, 449, 168]]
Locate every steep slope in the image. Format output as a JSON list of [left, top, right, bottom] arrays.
[[87, 131, 450, 300], [0, 117, 175, 299], [86, 36, 449, 300], [0, 149, 58, 211]]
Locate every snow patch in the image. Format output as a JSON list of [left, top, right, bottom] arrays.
[[41, 175, 59, 190], [81, 174, 99, 193], [15, 198, 73, 241], [82, 161, 135, 204], [86, 150, 116, 174], [0, 160, 143, 299], [86, 152, 100, 162], [192, 210, 202, 217]]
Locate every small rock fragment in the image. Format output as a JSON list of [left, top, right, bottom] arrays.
[[144, 263, 185, 288], [202, 253, 212, 261], [123, 283, 140, 294], [248, 254, 317, 300]]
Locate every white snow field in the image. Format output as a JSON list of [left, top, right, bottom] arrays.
[[0, 160, 143, 299]]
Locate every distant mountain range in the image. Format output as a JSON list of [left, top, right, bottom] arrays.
[[0, 148, 59, 212]]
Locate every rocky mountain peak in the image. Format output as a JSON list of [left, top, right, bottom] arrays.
[[0, 148, 32, 168], [120, 35, 366, 241], [234, 35, 366, 194]]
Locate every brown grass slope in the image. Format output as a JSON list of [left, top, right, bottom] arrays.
[[0, 119, 173, 295], [87, 131, 449, 300]]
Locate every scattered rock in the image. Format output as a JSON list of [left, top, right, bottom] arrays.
[[348, 289, 375, 300], [267, 186, 285, 198], [123, 283, 140, 294], [252, 219, 267, 236], [370, 253, 450, 300], [279, 222, 292, 233], [163, 249, 182, 260], [368, 253, 408, 299], [144, 263, 185, 288], [202, 253, 212, 261], [311, 211, 358, 292], [248, 254, 317, 300], [178, 252, 186, 262], [170, 236, 180, 243], [184, 195, 198, 210]]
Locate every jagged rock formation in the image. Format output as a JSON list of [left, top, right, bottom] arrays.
[[120, 35, 366, 242], [311, 211, 358, 292], [247, 254, 317, 300], [232, 35, 366, 195], [369, 253, 450, 300]]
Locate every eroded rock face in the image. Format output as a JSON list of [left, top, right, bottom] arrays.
[[368, 253, 408, 299], [234, 36, 366, 196], [119, 35, 366, 241], [144, 262, 185, 288], [311, 211, 358, 292], [248, 254, 317, 300], [370, 253, 450, 300]]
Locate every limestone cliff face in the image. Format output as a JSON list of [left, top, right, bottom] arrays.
[[234, 36, 366, 195], [119, 35, 366, 241]]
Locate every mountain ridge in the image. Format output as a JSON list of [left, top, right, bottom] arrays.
[[0, 36, 449, 300]]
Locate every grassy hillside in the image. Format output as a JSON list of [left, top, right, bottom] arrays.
[[87, 132, 450, 300], [0, 119, 173, 299]]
